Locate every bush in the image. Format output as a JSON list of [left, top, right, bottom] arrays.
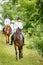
[[26, 33, 43, 57]]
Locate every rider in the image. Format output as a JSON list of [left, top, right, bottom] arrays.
[[10, 17, 25, 45], [3, 15, 11, 33]]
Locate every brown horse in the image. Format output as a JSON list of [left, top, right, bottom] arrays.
[[3, 25, 11, 44], [13, 28, 24, 60]]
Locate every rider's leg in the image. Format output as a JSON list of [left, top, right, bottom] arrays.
[[10, 27, 12, 34], [3, 26, 5, 33], [22, 32, 25, 45], [3, 27, 4, 33], [10, 32, 15, 45]]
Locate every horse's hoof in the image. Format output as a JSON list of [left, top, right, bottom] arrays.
[[16, 58, 18, 61], [23, 43, 26, 46], [6, 42, 9, 45], [19, 57, 22, 59], [21, 56, 23, 58], [9, 44, 12, 45], [6, 42, 8, 44]]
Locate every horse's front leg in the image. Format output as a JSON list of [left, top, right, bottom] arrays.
[[21, 48, 23, 58], [14, 45, 18, 61], [6, 35, 8, 44], [6, 35, 9, 44], [19, 49, 21, 59], [19, 47, 23, 59], [8, 36, 9, 43]]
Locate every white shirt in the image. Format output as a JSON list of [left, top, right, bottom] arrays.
[[4, 18, 10, 25], [14, 21, 23, 32]]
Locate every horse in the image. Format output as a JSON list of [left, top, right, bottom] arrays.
[[13, 28, 24, 60], [3, 25, 11, 44]]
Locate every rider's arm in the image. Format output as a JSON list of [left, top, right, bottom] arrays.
[[19, 23, 23, 30], [4, 19, 7, 25], [13, 22, 18, 32]]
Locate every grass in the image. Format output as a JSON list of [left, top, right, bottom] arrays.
[[0, 32, 43, 65]]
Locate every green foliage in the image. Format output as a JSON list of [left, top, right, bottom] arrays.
[[26, 24, 43, 56], [0, 0, 43, 56]]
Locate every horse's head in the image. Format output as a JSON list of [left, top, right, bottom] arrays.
[[16, 27, 21, 34], [6, 25, 10, 29]]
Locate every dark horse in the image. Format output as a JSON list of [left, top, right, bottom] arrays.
[[3, 25, 11, 44], [13, 28, 24, 60]]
